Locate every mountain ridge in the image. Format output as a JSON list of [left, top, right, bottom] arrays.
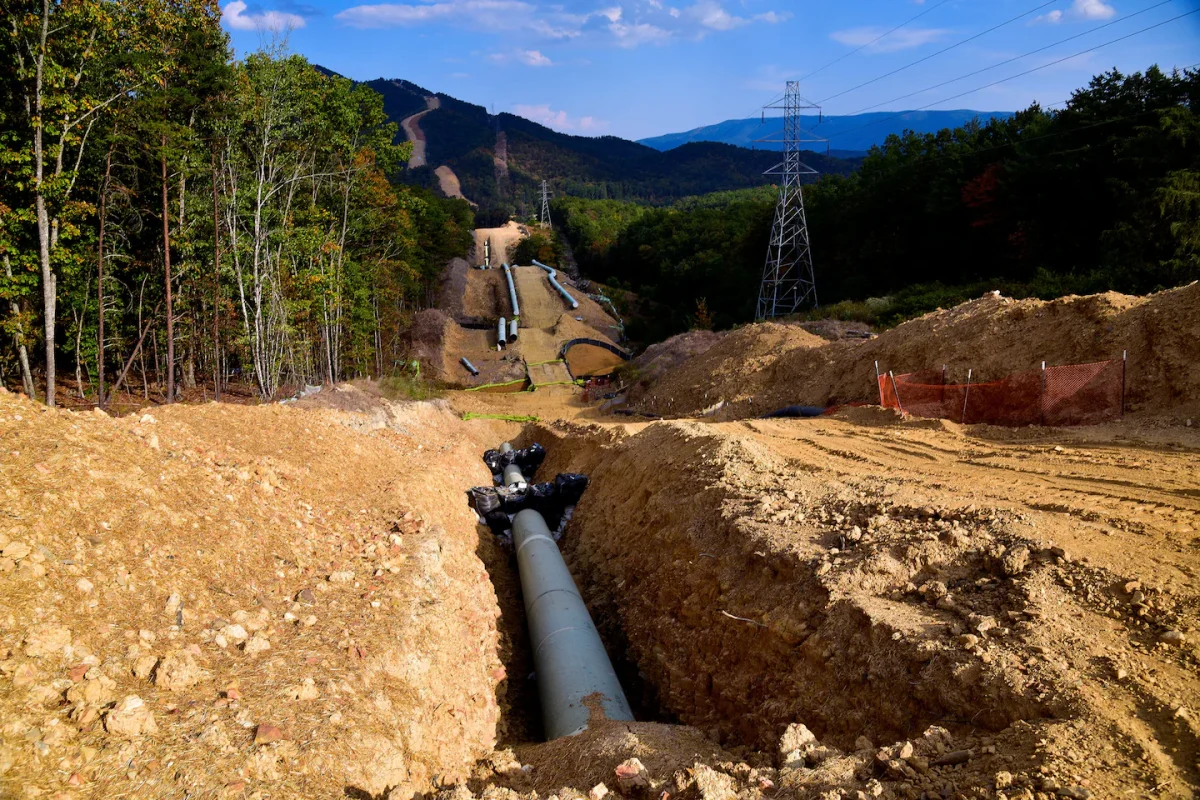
[[639, 109, 1017, 154], [324, 68, 861, 218]]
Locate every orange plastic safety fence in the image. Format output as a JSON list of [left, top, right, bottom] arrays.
[[877, 359, 1123, 427]]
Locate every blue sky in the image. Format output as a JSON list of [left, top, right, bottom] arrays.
[[221, 0, 1200, 140]]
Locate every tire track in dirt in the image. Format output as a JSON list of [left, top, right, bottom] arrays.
[[741, 417, 1200, 589]]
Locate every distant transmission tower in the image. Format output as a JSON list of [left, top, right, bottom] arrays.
[[539, 180, 553, 228], [755, 81, 825, 319]]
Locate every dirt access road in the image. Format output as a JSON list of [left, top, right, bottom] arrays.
[[400, 96, 437, 168]]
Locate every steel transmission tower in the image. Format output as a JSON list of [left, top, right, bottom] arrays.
[[539, 180, 552, 228], [755, 82, 825, 319]]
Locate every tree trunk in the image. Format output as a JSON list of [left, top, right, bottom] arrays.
[[38, 195, 56, 406], [3, 254, 37, 400], [212, 146, 221, 401], [97, 143, 112, 406], [74, 306, 85, 398], [161, 136, 174, 402], [108, 301, 162, 406]]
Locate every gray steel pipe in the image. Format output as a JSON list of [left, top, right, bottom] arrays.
[[461, 357, 479, 376], [498, 316, 507, 349], [532, 260, 579, 310], [509, 319, 519, 341], [513, 507, 633, 738], [502, 263, 520, 318]]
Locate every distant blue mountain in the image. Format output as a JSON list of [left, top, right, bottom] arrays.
[[639, 110, 1015, 155]]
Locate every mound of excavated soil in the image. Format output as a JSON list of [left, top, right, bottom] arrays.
[[637, 283, 1200, 419], [564, 344, 625, 378], [630, 322, 825, 414], [627, 329, 723, 387], [0, 389, 504, 800], [437, 258, 472, 320], [516, 415, 1200, 799]]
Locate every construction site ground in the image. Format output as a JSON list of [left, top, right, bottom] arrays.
[[414, 228, 626, 391], [3, 280, 1199, 800]]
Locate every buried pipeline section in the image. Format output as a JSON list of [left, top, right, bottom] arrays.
[[469, 442, 633, 739]]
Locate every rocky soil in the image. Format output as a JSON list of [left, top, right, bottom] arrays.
[[0, 387, 506, 799]]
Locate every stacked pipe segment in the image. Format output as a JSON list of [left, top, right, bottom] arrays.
[[498, 316, 507, 349], [502, 263, 520, 318], [532, 260, 579, 310]]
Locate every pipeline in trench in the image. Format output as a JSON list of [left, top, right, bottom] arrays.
[[470, 422, 1049, 756], [469, 438, 676, 746]]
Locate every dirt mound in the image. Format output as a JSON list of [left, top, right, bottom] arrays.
[[627, 329, 723, 386], [0, 389, 504, 800], [437, 258, 472, 319], [636, 283, 1200, 419], [630, 322, 825, 414], [515, 415, 1199, 798]]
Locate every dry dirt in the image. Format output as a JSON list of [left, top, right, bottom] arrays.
[[4, 281, 1198, 800], [0, 385, 511, 799], [475, 223, 528, 268]]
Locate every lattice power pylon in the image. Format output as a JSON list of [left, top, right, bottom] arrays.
[[755, 81, 825, 319], [539, 180, 553, 228]]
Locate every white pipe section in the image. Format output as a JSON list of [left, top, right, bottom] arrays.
[[461, 357, 479, 376], [509, 319, 519, 341], [532, 260, 579, 310], [498, 316, 508, 349], [502, 263, 521, 318]]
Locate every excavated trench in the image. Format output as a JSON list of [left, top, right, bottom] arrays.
[[471, 420, 1052, 757]]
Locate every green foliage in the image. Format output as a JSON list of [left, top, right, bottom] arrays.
[[0, 11, 470, 403], [558, 66, 1200, 343], [508, 229, 563, 266]]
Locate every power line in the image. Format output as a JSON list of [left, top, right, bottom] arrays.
[[817, 0, 1061, 105], [796, 0, 956, 84], [844, 0, 1175, 116], [729, 0, 955, 128], [826, 10, 1200, 141]]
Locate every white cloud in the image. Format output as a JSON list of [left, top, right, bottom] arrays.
[[222, 0, 306, 31], [336, 0, 534, 29], [684, 0, 746, 31], [1074, 0, 1117, 19], [829, 25, 951, 52], [1035, 0, 1116, 23], [513, 103, 608, 132], [488, 48, 555, 65], [608, 20, 672, 47], [336, 0, 788, 48], [519, 49, 553, 66], [754, 11, 791, 24]]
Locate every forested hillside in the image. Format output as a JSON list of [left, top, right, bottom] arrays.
[[356, 80, 859, 222], [0, 2, 472, 407], [558, 66, 1200, 343]]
